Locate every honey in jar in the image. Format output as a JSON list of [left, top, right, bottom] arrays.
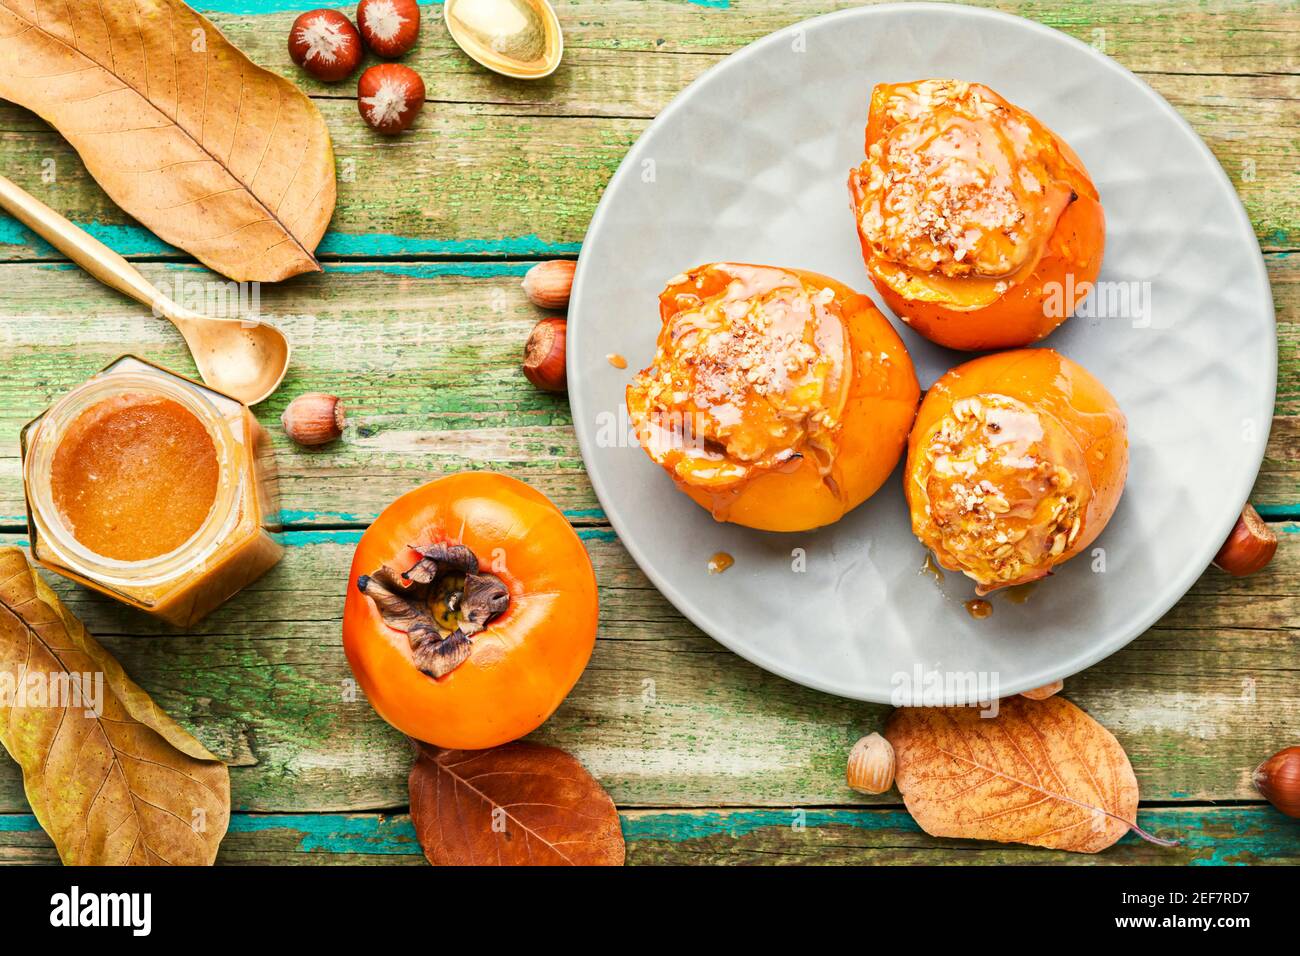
[[21, 356, 282, 626]]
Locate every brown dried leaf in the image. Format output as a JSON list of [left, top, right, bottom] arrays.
[[886, 696, 1144, 854], [409, 741, 625, 866], [0, 0, 335, 281], [0, 548, 229, 865]]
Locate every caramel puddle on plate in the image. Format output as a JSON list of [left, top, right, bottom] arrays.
[[964, 598, 993, 620], [1001, 581, 1038, 605], [707, 551, 734, 574], [915, 554, 946, 582]]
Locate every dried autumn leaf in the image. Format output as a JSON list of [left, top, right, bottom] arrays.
[[409, 741, 625, 866], [0, 0, 335, 282], [0, 548, 229, 865], [886, 696, 1160, 854]]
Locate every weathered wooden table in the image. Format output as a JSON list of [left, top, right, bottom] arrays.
[[1, 0, 1296, 865]]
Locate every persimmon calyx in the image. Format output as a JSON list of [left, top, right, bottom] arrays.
[[355, 542, 510, 679]]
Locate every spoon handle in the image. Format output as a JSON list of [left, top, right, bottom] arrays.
[[0, 173, 180, 315]]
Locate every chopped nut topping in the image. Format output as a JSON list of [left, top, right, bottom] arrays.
[[853, 80, 1076, 285], [913, 394, 1087, 590], [626, 264, 849, 493]]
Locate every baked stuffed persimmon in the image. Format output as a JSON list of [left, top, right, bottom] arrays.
[[626, 263, 920, 532], [848, 79, 1104, 351], [905, 349, 1126, 594]]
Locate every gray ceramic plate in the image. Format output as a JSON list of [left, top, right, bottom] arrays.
[[566, 3, 1275, 703]]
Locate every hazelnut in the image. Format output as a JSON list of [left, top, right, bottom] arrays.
[[288, 9, 363, 83], [282, 392, 345, 446], [522, 260, 576, 310], [358, 63, 425, 134], [846, 732, 895, 795], [357, 0, 420, 58], [1020, 679, 1063, 701], [1213, 503, 1277, 577], [1254, 746, 1300, 818], [523, 317, 567, 392]]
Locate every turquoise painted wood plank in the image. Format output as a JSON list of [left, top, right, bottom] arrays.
[[0, 215, 581, 261], [26, 261, 542, 279], [265, 506, 609, 529], [273, 526, 617, 547], [0, 528, 619, 550], [0, 806, 1295, 864]]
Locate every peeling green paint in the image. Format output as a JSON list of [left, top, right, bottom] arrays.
[[0, 807, 1294, 864]]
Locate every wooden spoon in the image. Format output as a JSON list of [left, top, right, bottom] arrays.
[[0, 174, 290, 405]]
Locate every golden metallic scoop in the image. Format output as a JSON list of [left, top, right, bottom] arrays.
[[444, 0, 563, 79], [0, 174, 290, 406]]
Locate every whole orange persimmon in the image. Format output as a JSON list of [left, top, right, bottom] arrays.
[[342, 473, 598, 750], [905, 349, 1127, 594], [848, 80, 1105, 351], [626, 263, 920, 532]]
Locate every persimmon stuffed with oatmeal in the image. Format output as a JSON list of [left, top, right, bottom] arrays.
[[848, 79, 1105, 351], [626, 263, 920, 532], [905, 349, 1126, 594]]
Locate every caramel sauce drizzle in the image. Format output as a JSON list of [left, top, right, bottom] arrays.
[[626, 264, 850, 521], [853, 80, 1079, 307]]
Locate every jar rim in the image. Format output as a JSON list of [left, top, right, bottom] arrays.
[[23, 368, 243, 589]]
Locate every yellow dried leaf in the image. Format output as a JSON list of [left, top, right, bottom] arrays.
[[0, 0, 335, 282], [0, 548, 229, 865], [886, 696, 1141, 854]]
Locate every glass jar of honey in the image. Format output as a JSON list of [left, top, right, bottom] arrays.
[[20, 356, 282, 627]]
